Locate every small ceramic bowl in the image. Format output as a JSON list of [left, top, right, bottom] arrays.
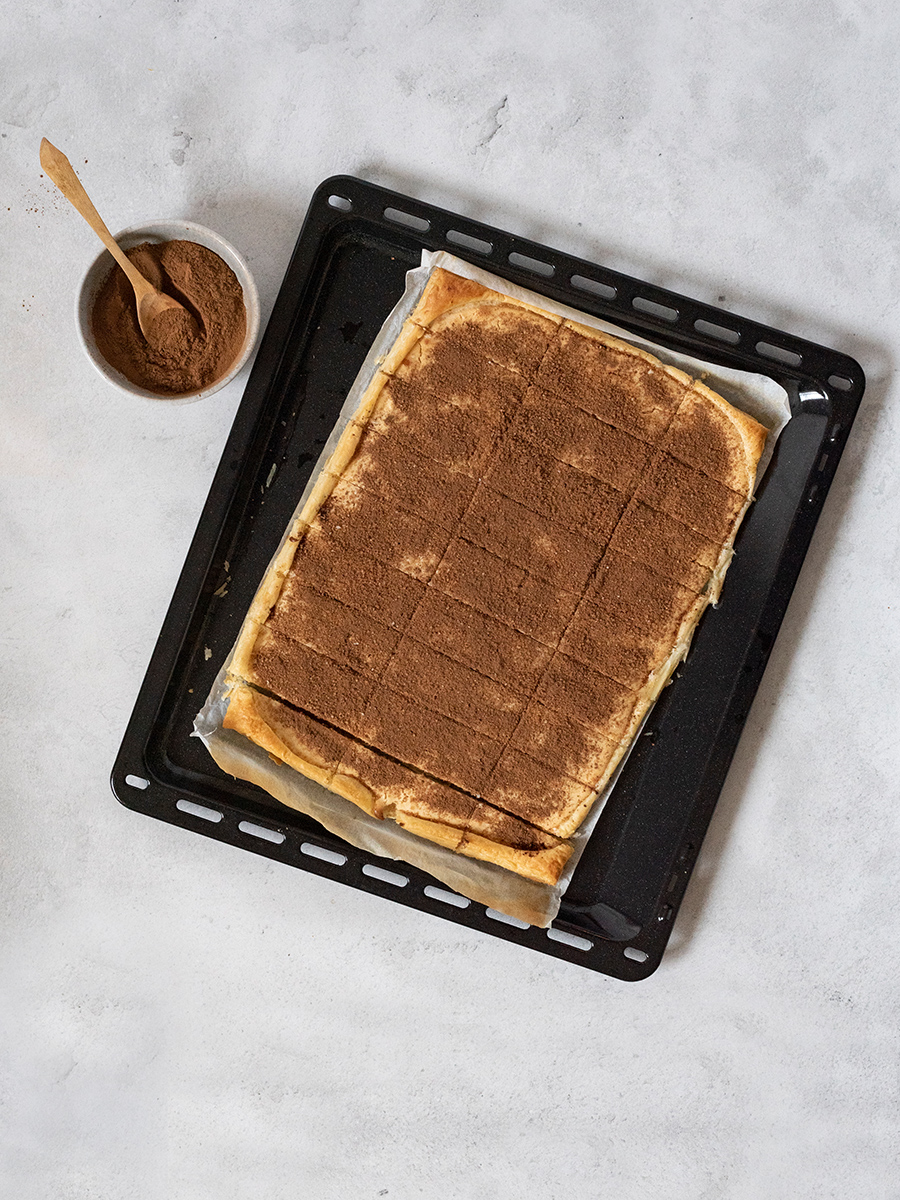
[[77, 219, 260, 402]]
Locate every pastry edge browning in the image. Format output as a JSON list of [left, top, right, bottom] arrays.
[[456, 828, 572, 884], [407, 268, 563, 332], [222, 681, 378, 814], [222, 682, 573, 885]]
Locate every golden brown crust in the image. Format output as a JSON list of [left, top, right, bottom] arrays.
[[408, 266, 560, 331], [407, 268, 493, 327], [223, 683, 339, 793], [456, 828, 573, 886], [222, 681, 575, 877], [387, 810, 467, 852]]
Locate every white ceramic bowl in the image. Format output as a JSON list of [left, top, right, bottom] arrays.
[[77, 219, 260, 402]]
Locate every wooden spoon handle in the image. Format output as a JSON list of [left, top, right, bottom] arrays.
[[40, 138, 152, 299]]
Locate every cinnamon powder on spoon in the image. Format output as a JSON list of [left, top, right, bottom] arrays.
[[91, 239, 246, 396]]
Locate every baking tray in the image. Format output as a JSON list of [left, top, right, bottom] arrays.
[[111, 175, 864, 980]]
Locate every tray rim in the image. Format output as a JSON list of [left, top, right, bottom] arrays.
[[111, 174, 865, 982]]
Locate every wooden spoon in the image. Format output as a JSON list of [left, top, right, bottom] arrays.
[[40, 138, 199, 343]]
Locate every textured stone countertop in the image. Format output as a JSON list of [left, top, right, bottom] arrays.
[[2, 3, 897, 1197]]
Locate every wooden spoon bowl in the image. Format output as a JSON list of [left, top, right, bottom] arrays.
[[40, 138, 199, 344], [76, 219, 260, 402]]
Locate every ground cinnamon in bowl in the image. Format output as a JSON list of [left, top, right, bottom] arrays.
[[91, 239, 247, 396]]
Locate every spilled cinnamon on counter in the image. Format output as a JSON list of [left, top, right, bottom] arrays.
[[91, 239, 246, 396]]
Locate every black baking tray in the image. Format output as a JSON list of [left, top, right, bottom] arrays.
[[112, 175, 864, 980]]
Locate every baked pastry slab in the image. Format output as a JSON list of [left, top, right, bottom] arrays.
[[221, 268, 767, 888]]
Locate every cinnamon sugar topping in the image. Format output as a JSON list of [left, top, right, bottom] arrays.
[[233, 268, 767, 873]]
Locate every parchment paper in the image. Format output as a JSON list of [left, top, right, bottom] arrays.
[[194, 251, 791, 928]]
